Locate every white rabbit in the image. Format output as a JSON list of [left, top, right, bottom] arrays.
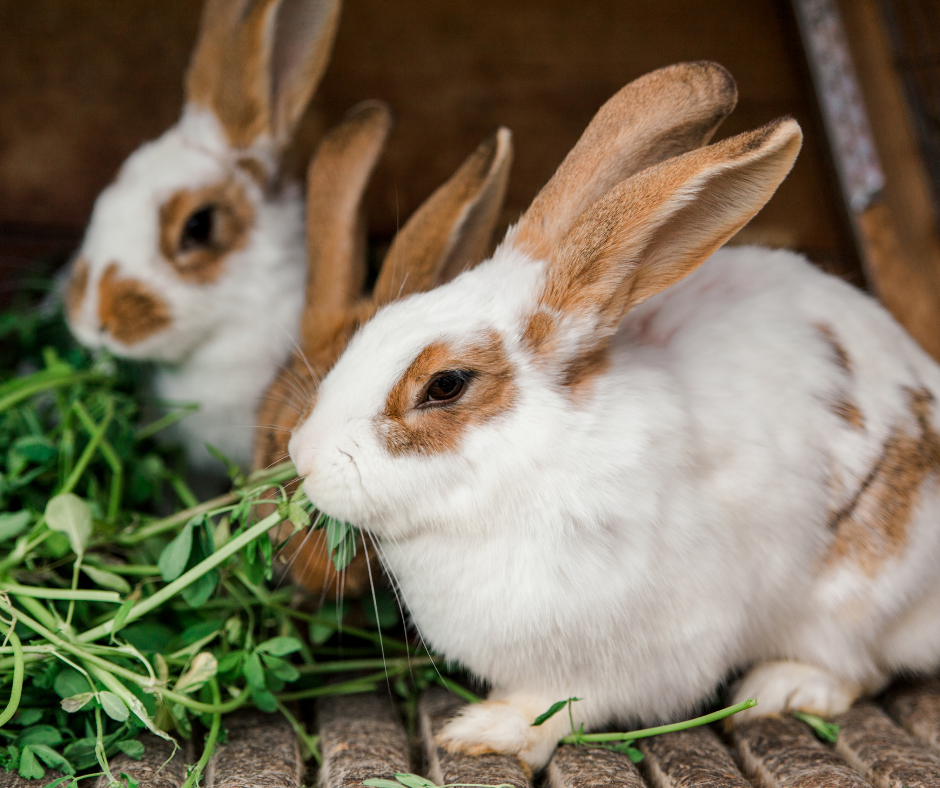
[[289, 62, 940, 770], [64, 0, 341, 472]]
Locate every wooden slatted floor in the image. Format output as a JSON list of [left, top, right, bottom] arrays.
[[5, 679, 940, 788]]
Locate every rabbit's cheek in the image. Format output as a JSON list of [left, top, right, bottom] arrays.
[[97, 263, 172, 347]]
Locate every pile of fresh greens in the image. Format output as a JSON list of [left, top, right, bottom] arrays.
[[0, 297, 447, 788]]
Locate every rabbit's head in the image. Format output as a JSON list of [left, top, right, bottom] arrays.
[[255, 104, 514, 594], [65, 0, 341, 363], [288, 63, 803, 541]]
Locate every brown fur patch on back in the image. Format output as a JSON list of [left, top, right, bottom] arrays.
[[98, 263, 171, 344], [814, 322, 852, 373], [825, 387, 940, 575], [830, 397, 865, 430], [159, 177, 254, 284], [66, 256, 89, 319], [379, 331, 515, 456]]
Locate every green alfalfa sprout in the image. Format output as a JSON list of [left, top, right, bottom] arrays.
[[792, 711, 839, 742], [531, 696, 758, 763]]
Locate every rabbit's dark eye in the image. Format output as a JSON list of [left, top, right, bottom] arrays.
[[180, 206, 215, 250], [420, 371, 468, 407]]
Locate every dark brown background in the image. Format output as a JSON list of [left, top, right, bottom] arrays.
[[0, 0, 858, 281]]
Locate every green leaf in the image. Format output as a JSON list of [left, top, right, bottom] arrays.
[[120, 772, 141, 788], [99, 691, 129, 722], [116, 740, 144, 760], [0, 510, 31, 541], [181, 571, 218, 607], [532, 698, 578, 727], [17, 726, 63, 747], [28, 744, 74, 775], [53, 669, 91, 699], [43, 777, 73, 788], [393, 773, 437, 788], [60, 693, 95, 713], [14, 436, 56, 463], [157, 519, 194, 581], [18, 746, 45, 780], [250, 688, 277, 713], [308, 621, 334, 645], [256, 636, 303, 656], [259, 654, 299, 683], [174, 653, 217, 695], [362, 780, 405, 788], [243, 651, 266, 690], [793, 711, 839, 743], [14, 709, 43, 727], [110, 599, 135, 637], [81, 565, 131, 594], [44, 493, 92, 557], [363, 589, 399, 630]]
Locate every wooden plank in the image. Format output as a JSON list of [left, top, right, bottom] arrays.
[[833, 701, 940, 788], [835, 0, 940, 362], [94, 734, 186, 788], [418, 688, 531, 788], [731, 715, 873, 788], [884, 679, 940, 753], [0, 771, 62, 788], [546, 744, 645, 788], [316, 693, 411, 788], [640, 726, 752, 788], [210, 712, 302, 788]]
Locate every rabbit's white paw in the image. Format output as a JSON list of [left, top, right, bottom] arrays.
[[729, 661, 861, 724], [436, 698, 564, 771]]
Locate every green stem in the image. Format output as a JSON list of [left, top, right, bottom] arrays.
[[268, 604, 411, 652], [73, 400, 124, 521], [79, 509, 285, 643], [296, 656, 435, 674], [4, 584, 121, 603], [160, 686, 250, 714], [0, 370, 101, 414], [0, 620, 24, 726], [275, 672, 391, 702], [115, 460, 296, 546], [275, 700, 321, 766], [433, 674, 481, 704], [134, 404, 199, 442], [559, 699, 757, 745], [60, 398, 113, 495], [180, 680, 221, 788], [11, 593, 59, 631]]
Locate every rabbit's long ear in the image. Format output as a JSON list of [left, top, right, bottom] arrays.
[[301, 100, 392, 346], [513, 61, 737, 260], [186, 0, 342, 151], [373, 127, 513, 306], [530, 119, 802, 359]]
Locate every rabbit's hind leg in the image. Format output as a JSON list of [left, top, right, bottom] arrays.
[[878, 580, 940, 675], [727, 660, 864, 724]]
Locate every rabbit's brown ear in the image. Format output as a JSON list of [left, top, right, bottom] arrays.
[[186, 0, 342, 151], [533, 119, 802, 357], [514, 62, 737, 260], [301, 101, 392, 346], [373, 127, 513, 306]]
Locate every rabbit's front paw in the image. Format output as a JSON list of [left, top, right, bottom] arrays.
[[436, 698, 563, 771], [729, 660, 862, 724]]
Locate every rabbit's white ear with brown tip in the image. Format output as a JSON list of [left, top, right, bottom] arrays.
[[186, 0, 342, 152], [527, 118, 803, 360], [373, 127, 513, 305], [514, 61, 738, 260]]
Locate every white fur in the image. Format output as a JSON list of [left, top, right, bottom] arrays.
[[292, 242, 940, 768], [68, 106, 305, 470]]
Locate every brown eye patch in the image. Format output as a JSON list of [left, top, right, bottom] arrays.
[[98, 263, 172, 345], [158, 177, 254, 284], [380, 331, 515, 456], [65, 256, 89, 319]]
